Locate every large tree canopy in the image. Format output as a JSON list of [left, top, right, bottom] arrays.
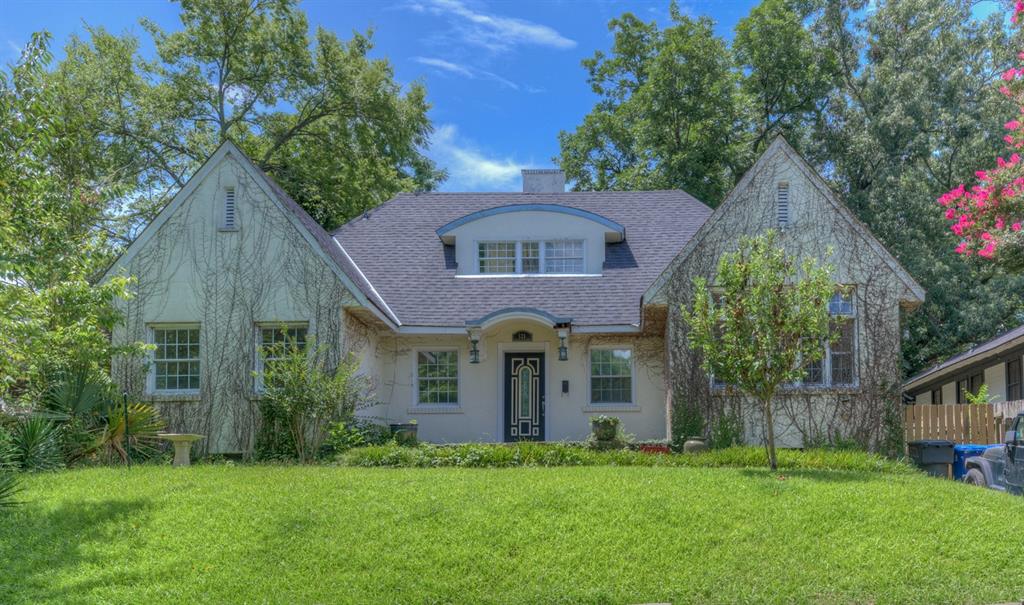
[[812, 0, 1021, 375], [563, 0, 1023, 376], [0, 34, 140, 401], [557, 3, 743, 203], [52, 0, 443, 240]]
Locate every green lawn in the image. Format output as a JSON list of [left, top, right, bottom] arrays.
[[2, 464, 1023, 604]]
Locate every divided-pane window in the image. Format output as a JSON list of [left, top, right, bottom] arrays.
[[544, 240, 584, 274], [521, 241, 540, 273], [152, 327, 200, 392], [478, 242, 516, 274], [257, 325, 308, 388], [830, 319, 855, 385], [417, 351, 459, 405], [803, 358, 824, 385], [1008, 358, 1023, 401], [590, 349, 633, 404]]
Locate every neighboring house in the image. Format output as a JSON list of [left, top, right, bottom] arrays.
[[904, 325, 1024, 405], [103, 138, 923, 454]]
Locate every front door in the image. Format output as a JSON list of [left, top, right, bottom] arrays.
[[504, 352, 544, 441]]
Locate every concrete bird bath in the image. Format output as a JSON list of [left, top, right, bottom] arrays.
[[157, 433, 204, 467]]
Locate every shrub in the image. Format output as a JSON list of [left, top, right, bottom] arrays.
[[0, 473, 19, 509], [320, 420, 392, 456], [257, 338, 367, 462], [709, 410, 744, 449], [671, 398, 705, 451], [38, 367, 165, 465], [11, 416, 63, 471], [340, 443, 914, 474]]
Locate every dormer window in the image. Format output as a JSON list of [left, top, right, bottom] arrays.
[[221, 187, 238, 231], [479, 242, 516, 273], [477, 239, 586, 275], [544, 240, 584, 273]]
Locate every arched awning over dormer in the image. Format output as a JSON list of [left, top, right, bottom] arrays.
[[436, 204, 625, 245]]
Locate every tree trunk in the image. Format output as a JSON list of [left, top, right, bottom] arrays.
[[762, 397, 778, 471]]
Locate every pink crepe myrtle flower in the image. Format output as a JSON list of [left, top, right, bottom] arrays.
[[1007, 120, 1021, 131], [956, 242, 969, 254], [979, 243, 997, 258], [1003, 68, 1019, 81]]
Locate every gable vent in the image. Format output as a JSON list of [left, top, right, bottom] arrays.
[[776, 182, 790, 228], [222, 187, 237, 231]]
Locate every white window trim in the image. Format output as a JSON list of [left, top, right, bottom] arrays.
[[253, 322, 309, 393], [586, 345, 639, 410], [146, 323, 201, 396], [411, 347, 462, 411], [474, 238, 587, 276]]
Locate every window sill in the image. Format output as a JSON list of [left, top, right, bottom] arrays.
[[143, 392, 201, 403], [407, 405, 463, 414], [583, 404, 640, 413]]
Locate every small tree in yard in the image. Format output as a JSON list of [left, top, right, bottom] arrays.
[[683, 231, 837, 470], [259, 337, 366, 463]]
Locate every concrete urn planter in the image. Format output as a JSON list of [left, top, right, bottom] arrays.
[[683, 436, 708, 454]]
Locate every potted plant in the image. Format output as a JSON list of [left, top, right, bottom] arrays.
[[637, 439, 671, 454], [389, 419, 418, 446], [590, 415, 620, 442]]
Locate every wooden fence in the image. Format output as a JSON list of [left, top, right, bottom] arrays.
[[904, 403, 1015, 445]]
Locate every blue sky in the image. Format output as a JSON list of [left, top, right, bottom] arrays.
[[0, 0, 1004, 191]]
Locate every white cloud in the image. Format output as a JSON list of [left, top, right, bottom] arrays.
[[431, 124, 524, 190], [413, 0, 576, 53], [413, 56, 474, 78], [412, 55, 520, 90]]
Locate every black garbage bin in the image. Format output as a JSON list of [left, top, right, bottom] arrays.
[[907, 439, 955, 478]]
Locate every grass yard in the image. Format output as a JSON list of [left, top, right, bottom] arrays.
[[2, 463, 1024, 604]]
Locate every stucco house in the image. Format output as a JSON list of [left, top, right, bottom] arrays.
[[103, 137, 923, 454], [904, 324, 1024, 405]]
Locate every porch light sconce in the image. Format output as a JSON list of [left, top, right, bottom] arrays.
[[468, 328, 481, 364], [557, 327, 569, 361]]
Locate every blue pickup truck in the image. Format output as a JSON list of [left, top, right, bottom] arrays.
[[964, 412, 1024, 495]]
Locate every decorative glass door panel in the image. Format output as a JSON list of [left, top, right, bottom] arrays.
[[504, 353, 544, 441]]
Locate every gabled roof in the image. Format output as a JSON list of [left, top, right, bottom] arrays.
[[642, 137, 926, 307], [333, 190, 712, 329], [100, 141, 397, 327], [904, 324, 1024, 392]]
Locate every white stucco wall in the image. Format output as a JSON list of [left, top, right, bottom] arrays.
[[110, 149, 360, 453], [447, 211, 611, 275], [359, 320, 667, 443], [660, 140, 920, 450]]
